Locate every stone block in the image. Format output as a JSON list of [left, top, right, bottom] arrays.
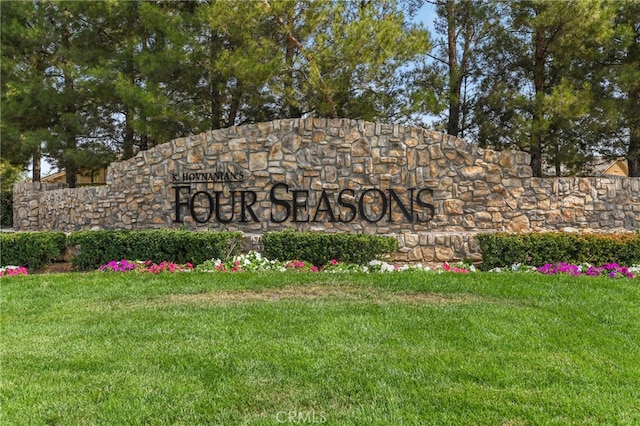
[[499, 152, 514, 168], [460, 166, 485, 180], [428, 145, 444, 160], [420, 247, 436, 262], [485, 173, 501, 183], [474, 212, 492, 223], [435, 246, 454, 261], [562, 195, 585, 207], [269, 143, 283, 160], [249, 152, 268, 171], [408, 247, 423, 261], [443, 199, 464, 215], [282, 134, 302, 152], [473, 189, 491, 197], [517, 166, 533, 177], [484, 193, 505, 207], [538, 199, 551, 210], [187, 147, 203, 163], [562, 208, 576, 222], [507, 215, 530, 232]]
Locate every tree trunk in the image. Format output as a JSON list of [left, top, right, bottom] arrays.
[[62, 18, 78, 188], [285, 30, 300, 118], [209, 34, 223, 130], [32, 144, 41, 182], [530, 21, 546, 178], [628, 119, 640, 177], [227, 81, 242, 127], [123, 109, 135, 160], [446, 0, 461, 137], [65, 162, 77, 189], [626, 26, 640, 177]]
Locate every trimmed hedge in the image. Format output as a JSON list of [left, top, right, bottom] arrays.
[[262, 230, 398, 266], [476, 232, 640, 269], [68, 230, 243, 271], [0, 232, 67, 270]]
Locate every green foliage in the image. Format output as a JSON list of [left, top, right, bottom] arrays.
[[0, 160, 23, 227], [472, 0, 619, 176], [2, 0, 433, 177], [261, 230, 398, 266], [424, 0, 494, 136], [68, 230, 243, 271], [0, 231, 67, 270], [477, 232, 640, 269]]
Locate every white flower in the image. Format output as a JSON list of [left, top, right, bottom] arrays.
[[380, 263, 395, 272], [1, 265, 19, 270]]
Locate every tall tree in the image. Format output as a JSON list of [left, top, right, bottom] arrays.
[[1, 1, 53, 181], [81, 1, 194, 159], [43, 2, 119, 187], [2, 0, 436, 177], [263, 0, 432, 122], [426, 0, 492, 137], [472, 0, 616, 177], [608, 1, 640, 176], [1, 1, 116, 186]]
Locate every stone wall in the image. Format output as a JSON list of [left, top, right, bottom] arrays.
[[13, 118, 640, 263]]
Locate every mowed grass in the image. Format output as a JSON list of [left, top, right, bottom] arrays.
[[1, 272, 639, 425]]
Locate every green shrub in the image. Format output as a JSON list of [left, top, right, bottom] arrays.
[[68, 229, 243, 271], [262, 230, 398, 266], [1, 160, 22, 228], [476, 232, 640, 269], [0, 193, 13, 228], [0, 232, 67, 270]]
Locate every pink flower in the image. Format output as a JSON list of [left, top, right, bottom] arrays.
[[98, 259, 192, 274], [442, 263, 469, 273], [0, 266, 28, 277]]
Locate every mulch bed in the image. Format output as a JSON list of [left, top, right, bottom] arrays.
[[37, 262, 73, 274]]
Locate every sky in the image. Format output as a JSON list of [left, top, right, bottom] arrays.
[[414, 1, 438, 31]]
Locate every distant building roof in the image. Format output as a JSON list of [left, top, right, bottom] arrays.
[[41, 170, 65, 183], [590, 158, 628, 177], [41, 168, 107, 186]]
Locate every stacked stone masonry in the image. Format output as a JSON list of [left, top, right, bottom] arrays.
[[13, 118, 640, 263]]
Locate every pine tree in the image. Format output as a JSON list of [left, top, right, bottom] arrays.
[[423, 0, 493, 137], [472, 0, 616, 177]]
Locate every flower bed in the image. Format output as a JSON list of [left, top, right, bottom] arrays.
[[2, 253, 638, 279], [536, 262, 635, 279], [193, 252, 639, 279], [98, 260, 193, 274], [0, 266, 29, 277]]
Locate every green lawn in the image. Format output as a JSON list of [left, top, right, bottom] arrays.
[[1, 272, 639, 425]]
